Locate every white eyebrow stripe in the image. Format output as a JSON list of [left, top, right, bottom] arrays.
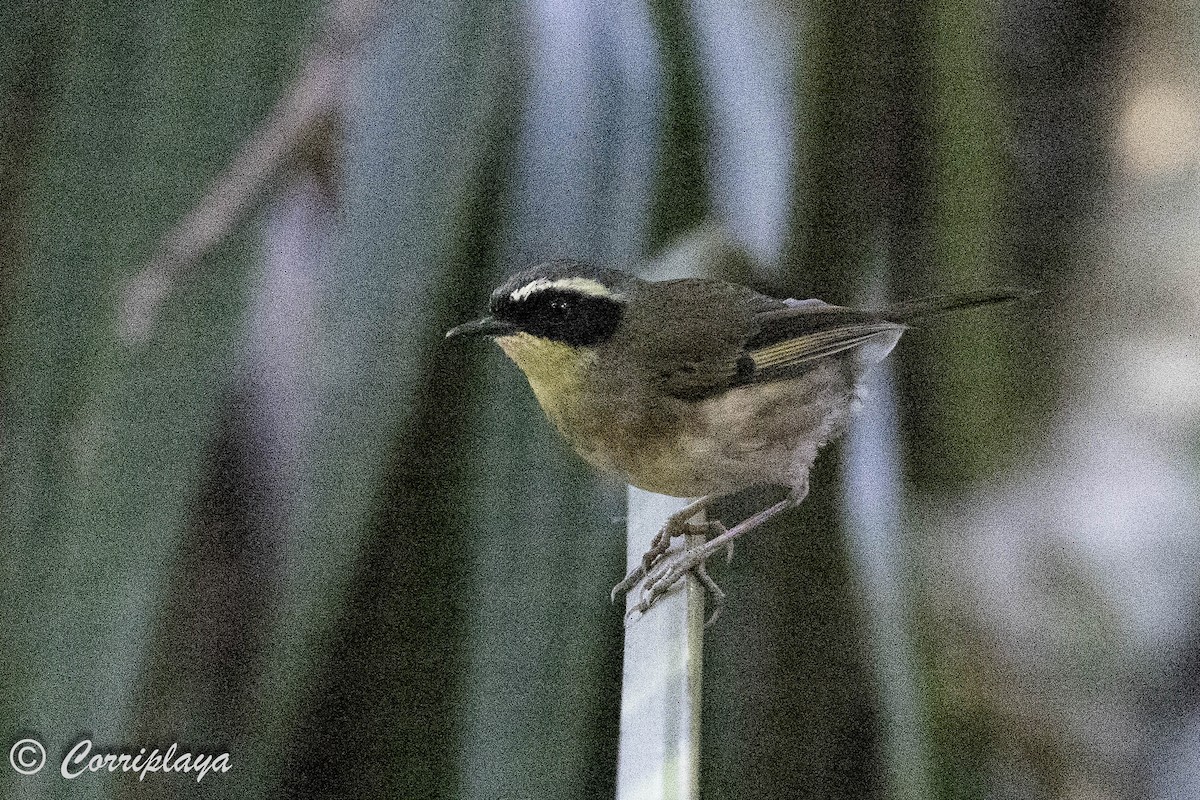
[[510, 277, 614, 302]]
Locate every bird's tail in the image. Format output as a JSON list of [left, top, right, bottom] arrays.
[[881, 288, 1034, 322]]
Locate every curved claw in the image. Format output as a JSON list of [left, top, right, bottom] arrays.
[[610, 564, 646, 604], [640, 530, 670, 575], [617, 516, 723, 605], [635, 543, 723, 615]]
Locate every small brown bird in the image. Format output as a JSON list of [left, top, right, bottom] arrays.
[[447, 258, 1024, 619]]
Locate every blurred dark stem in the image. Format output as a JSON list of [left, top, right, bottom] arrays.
[[997, 0, 1130, 423], [646, 0, 710, 252], [703, 470, 885, 800], [786, 0, 891, 302], [0, 10, 57, 733], [274, 357, 479, 799], [921, 1, 1131, 796], [273, 17, 526, 796], [0, 9, 56, 442], [121, 387, 279, 800]]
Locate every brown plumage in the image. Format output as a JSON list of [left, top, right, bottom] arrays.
[[446, 259, 1026, 617]]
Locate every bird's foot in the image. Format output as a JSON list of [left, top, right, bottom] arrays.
[[610, 519, 726, 604], [633, 539, 728, 626], [612, 493, 801, 622]]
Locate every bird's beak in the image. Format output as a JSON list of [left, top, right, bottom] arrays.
[[444, 316, 518, 340]]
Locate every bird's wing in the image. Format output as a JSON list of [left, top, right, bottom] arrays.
[[730, 301, 905, 387], [646, 285, 1026, 398], [730, 287, 1030, 387], [627, 281, 899, 401], [623, 279, 772, 401]]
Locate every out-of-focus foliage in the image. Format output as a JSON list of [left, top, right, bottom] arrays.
[[3, 0, 1198, 799], [1, 2, 314, 799]]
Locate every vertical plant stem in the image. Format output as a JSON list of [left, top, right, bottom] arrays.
[[617, 487, 706, 800]]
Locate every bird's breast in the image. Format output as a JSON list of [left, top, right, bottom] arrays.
[[494, 332, 618, 463], [494, 333, 595, 420]]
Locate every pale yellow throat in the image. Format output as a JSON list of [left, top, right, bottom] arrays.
[[494, 332, 594, 425]]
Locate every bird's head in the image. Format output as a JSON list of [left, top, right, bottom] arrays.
[[445, 260, 637, 386]]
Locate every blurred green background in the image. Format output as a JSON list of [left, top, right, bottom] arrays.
[[3, 0, 1199, 798]]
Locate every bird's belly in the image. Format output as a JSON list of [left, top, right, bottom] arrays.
[[601, 365, 854, 498]]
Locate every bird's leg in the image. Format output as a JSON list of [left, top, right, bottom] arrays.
[[636, 486, 807, 624], [610, 494, 720, 603]]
